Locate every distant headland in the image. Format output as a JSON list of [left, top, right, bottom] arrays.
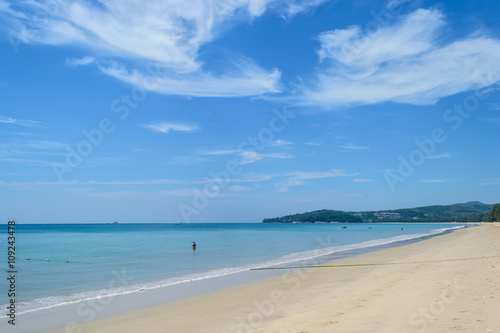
[[263, 201, 500, 223]]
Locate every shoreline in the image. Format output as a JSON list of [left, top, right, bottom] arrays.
[[3, 223, 497, 332], [47, 223, 500, 333], [2, 223, 460, 319]]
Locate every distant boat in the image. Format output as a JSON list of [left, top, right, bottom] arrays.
[[175, 221, 182, 225]]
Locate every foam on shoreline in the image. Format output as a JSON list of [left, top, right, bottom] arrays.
[[2, 225, 463, 317]]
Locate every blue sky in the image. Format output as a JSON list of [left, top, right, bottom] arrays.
[[1, 0, 499, 223]]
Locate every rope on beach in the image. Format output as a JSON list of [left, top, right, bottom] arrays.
[[250, 255, 500, 271]]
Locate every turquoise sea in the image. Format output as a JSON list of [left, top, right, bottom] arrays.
[[1, 222, 465, 316]]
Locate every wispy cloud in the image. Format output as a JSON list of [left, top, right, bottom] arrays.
[[228, 185, 251, 192], [0, 157, 54, 166], [240, 151, 292, 164], [481, 118, 500, 125], [142, 122, 199, 133], [201, 149, 292, 165], [352, 178, 374, 183], [102, 61, 281, 98], [287, 169, 357, 180], [304, 141, 322, 146], [285, 0, 329, 17], [336, 143, 369, 150], [479, 178, 500, 186], [296, 8, 500, 107], [0, 174, 274, 187], [0, 179, 183, 186], [427, 153, 452, 159], [0, 140, 68, 165], [418, 179, 450, 183], [224, 174, 274, 183], [267, 139, 292, 147], [1, 140, 67, 150], [0, 1, 293, 97], [66, 56, 95, 67], [171, 155, 208, 165], [275, 180, 305, 192], [275, 168, 356, 192], [386, 0, 412, 9], [0, 115, 45, 127]]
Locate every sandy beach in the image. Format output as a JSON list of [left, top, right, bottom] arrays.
[[48, 223, 500, 333]]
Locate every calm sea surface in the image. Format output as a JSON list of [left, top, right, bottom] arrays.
[[0, 222, 464, 316]]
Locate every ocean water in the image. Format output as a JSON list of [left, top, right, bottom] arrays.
[[0, 222, 465, 316]]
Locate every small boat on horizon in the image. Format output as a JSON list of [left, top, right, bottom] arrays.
[[175, 221, 182, 225]]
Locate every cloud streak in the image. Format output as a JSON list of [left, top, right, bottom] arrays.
[[66, 56, 96, 67], [275, 168, 356, 192], [142, 122, 198, 133], [418, 179, 450, 183], [287, 169, 357, 180], [201, 149, 292, 165], [336, 143, 369, 150], [297, 8, 500, 107], [0, 0, 293, 97], [427, 153, 452, 160], [0, 115, 45, 127]]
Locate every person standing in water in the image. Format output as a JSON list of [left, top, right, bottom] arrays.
[[192, 241, 196, 250]]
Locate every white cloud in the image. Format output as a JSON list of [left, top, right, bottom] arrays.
[[228, 185, 251, 192], [172, 155, 208, 165], [227, 174, 274, 183], [284, 0, 329, 17], [336, 143, 369, 150], [267, 139, 292, 147], [386, 0, 411, 9], [287, 169, 357, 180], [352, 178, 374, 183], [0, 0, 289, 97], [0, 157, 53, 166], [202, 149, 292, 165], [275, 168, 356, 192], [102, 61, 281, 97], [298, 9, 500, 107], [344, 192, 363, 198], [66, 56, 95, 67], [161, 189, 201, 197], [0, 115, 44, 127], [240, 151, 292, 164], [418, 179, 450, 183], [275, 179, 305, 192], [304, 141, 322, 146], [0, 179, 185, 186], [0, 140, 68, 165], [142, 122, 198, 133], [427, 153, 451, 159]]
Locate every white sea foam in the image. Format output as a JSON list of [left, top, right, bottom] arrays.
[[0, 225, 463, 317]]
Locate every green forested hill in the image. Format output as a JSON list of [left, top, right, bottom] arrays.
[[263, 201, 496, 223]]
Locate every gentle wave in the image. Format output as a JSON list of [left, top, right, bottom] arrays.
[[1, 225, 463, 316]]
